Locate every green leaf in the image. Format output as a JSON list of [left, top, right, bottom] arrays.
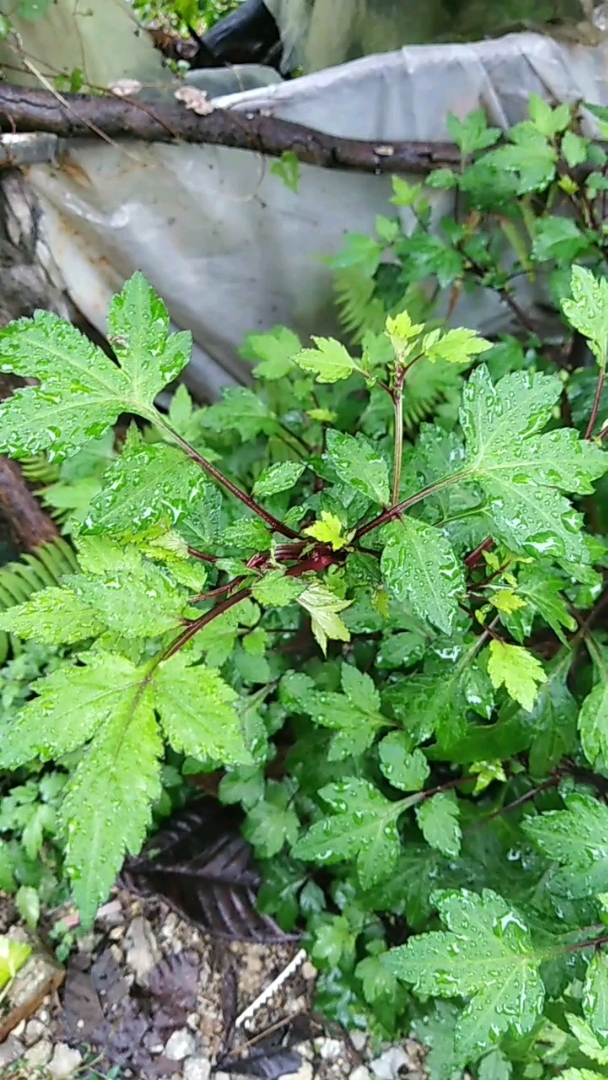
[[561, 1070, 606, 1080], [381, 518, 463, 634], [0, 937, 31, 991], [218, 766, 265, 811], [293, 337, 358, 383], [462, 365, 607, 563], [379, 734, 430, 792], [416, 792, 461, 858], [154, 655, 252, 766], [0, 587, 106, 645], [224, 518, 271, 551], [562, 266, 608, 368], [303, 511, 350, 550], [384, 889, 544, 1060], [252, 461, 306, 498], [423, 327, 492, 366], [566, 1014, 608, 1066], [0, 653, 141, 768], [251, 569, 307, 608], [84, 425, 209, 538], [242, 326, 301, 380], [270, 150, 300, 193], [69, 542, 185, 638], [356, 952, 398, 1004], [17, 0, 50, 20], [529, 95, 571, 139], [297, 582, 352, 655], [15, 884, 40, 929], [0, 273, 189, 462], [243, 782, 299, 858], [531, 217, 590, 264], [325, 429, 390, 505], [584, 951, 608, 1045], [60, 663, 162, 923], [341, 663, 380, 715], [302, 681, 386, 762], [523, 791, 608, 899], [487, 641, 546, 712], [578, 646, 608, 769], [200, 387, 278, 440], [312, 915, 356, 967], [447, 110, 501, 156], [292, 778, 409, 889]]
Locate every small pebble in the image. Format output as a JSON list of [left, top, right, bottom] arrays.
[[370, 1046, 410, 1080], [301, 961, 317, 981], [48, 1042, 83, 1079], [24, 1018, 47, 1046], [24, 1038, 53, 1067], [0, 1037, 24, 1068], [165, 1028, 196, 1061], [183, 1056, 212, 1080], [351, 1032, 368, 1051], [315, 1036, 343, 1060], [351, 1067, 372, 1080]]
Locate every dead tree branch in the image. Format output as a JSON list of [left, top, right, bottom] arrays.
[[0, 85, 460, 175]]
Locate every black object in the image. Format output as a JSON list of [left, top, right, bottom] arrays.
[[120, 798, 299, 944], [192, 0, 283, 71]]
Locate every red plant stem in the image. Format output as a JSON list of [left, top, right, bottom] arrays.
[[159, 422, 301, 540], [478, 776, 560, 827], [187, 547, 218, 563], [585, 365, 606, 439], [190, 578, 245, 603], [465, 537, 494, 570], [354, 473, 464, 540], [565, 933, 608, 955], [163, 586, 252, 660]]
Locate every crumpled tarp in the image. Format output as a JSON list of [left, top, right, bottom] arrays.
[[1, 1, 608, 399]]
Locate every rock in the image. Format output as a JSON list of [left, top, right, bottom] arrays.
[[124, 915, 161, 983], [285, 1063, 313, 1080], [0, 1036, 24, 1068], [24, 1017, 47, 1045], [48, 1042, 83, 1079], [370, 1046, 410, 1079], [24, 1038, 53, 1067], [165, 1027, 196, 1061], [183, 1056, 212, 1080], [301, 961, 317, 981], [351, 1068, 372, 1080], [315, 1036, 343, 1060], [350, 1032, 368, 1051]]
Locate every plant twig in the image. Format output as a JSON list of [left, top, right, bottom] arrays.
[[0, 84, 461, 176], [585, 365, 606, 439]]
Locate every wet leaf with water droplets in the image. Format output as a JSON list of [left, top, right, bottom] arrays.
[[0, 587, 106, 645], [84, 425, 211, 539], [523, 791, 608, 900], [379, 733, 430, 792], [487, 641, 546, 713], [383, 888, 544, 1060], [154, 654, 253, 766], [461, 365, 607, 564], [583, 951, 608, 1045], [416, 792, 461, 858], [60, 667, 162, 925], [578, 646, 608, 770], [381, 518, 463, 634], [0, 273, 191, 463], [292, 777, 412, 888], [326, 429, 390, 505]]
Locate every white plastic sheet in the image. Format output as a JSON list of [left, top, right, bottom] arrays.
[[2, 3, 608, 399]]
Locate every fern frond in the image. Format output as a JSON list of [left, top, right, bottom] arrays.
[[334, 269, 387, 344], [403, 359, 464, 432], [0, 539, 79, 662], [20, 456, 61, 486]]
